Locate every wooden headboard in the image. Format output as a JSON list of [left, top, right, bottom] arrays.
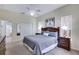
[[41, 27, 60, 38]]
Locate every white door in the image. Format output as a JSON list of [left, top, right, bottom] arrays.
[[6, 23, 12, 36], [5, 22, 12, 44], [20, 23, 33, 37]]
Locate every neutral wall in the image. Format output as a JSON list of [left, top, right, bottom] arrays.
[[37, 4, 79, 50], [0, 8, 37, 34], [0, 8, 37, 43]]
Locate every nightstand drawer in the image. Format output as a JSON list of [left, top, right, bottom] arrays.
[[60, 42, 67, 44]]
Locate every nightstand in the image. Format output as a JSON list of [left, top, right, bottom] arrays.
[[58, 37, 70, 51]]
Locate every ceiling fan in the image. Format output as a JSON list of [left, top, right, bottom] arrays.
[[20, 6, 41, 17]]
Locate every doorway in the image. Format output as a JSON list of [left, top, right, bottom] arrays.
[[6, 22, 12, 37]]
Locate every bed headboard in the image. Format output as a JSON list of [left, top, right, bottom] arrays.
[[41, 27, 60, 38]]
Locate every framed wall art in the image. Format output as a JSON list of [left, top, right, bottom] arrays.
[[45, 17, 55, 27]]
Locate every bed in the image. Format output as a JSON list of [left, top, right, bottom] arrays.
[[23, 27, 59, 55]]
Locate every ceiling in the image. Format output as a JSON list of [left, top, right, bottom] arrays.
[[0, 4, 66, 17]]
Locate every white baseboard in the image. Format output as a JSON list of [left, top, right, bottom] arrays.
[[71, 48, 79, 51]]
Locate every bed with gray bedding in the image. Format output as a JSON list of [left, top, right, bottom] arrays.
[[23, 34, 58, 55]]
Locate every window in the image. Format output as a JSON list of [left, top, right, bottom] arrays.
[[60, 15, 72, 38]]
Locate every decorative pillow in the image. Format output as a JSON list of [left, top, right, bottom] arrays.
[[43, 32, 49, 36], [48, 32, 58, 37]]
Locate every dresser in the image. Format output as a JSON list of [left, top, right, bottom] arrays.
[[0, 36, 6, 55], [58, 37, 70, 51]]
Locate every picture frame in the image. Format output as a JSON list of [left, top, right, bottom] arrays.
[[45, 17, 55, 27]]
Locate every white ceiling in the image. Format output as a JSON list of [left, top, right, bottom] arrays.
[[0, 4, 66, 17]]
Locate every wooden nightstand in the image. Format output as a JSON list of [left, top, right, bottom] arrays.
[[58, 37, 70, 51]]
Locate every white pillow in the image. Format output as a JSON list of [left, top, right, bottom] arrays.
[[43, 33, 49, 36]]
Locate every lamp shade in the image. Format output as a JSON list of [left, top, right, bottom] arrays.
[[61, 26, 68, 30]]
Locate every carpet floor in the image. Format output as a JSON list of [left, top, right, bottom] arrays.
[[5, 40, 79, 55]]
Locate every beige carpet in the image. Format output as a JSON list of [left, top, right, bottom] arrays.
[[5, 40, 79, 55]]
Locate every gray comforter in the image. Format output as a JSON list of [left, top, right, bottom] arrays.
[[23, 35, 58, 55]]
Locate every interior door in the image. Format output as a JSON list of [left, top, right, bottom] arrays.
[[20, 23, 33, 37], [6, 23, 12, 36]]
